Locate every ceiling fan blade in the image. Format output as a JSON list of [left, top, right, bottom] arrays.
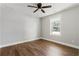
[[33, 8, 39, 13], [42, 5, 52, 8], [41, 9, 45, 13], [27, 5, 37, 8]]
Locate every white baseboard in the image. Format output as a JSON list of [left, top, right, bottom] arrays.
[[0, 38, 39, 48], [0, 38, 79, 49], [42, 38, 79, 49]]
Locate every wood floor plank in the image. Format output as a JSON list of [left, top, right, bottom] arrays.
[[0, 39, 79, 56]]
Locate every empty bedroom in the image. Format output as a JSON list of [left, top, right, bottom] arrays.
[[0, 3, 79, 56]]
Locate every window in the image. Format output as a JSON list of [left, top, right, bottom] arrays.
[[50, 14, 61, 35], [52, 20, 60, 32]]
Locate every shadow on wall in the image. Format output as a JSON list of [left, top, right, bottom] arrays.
[[1, 4, 40, 46]]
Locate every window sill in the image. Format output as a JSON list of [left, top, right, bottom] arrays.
[[51, 32, 61, 35]]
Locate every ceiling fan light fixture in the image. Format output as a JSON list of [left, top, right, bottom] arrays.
[[27, 3, 52, 13]]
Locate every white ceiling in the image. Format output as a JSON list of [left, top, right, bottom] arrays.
[[1, 3, 78, 18]]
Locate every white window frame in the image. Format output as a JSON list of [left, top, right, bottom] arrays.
[[50, 14, 61, 35]]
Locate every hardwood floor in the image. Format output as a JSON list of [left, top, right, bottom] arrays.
[[0, 39, 79, 56]]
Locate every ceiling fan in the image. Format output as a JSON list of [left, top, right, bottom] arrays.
[[27, 3, 52, 13]]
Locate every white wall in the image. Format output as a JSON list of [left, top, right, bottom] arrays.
[[0, 4, 2, 46], [41, 6, 79, 47], [0, 4, 40, 47]]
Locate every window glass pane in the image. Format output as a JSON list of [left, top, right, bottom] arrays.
[[52, 20, 60, 32]]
